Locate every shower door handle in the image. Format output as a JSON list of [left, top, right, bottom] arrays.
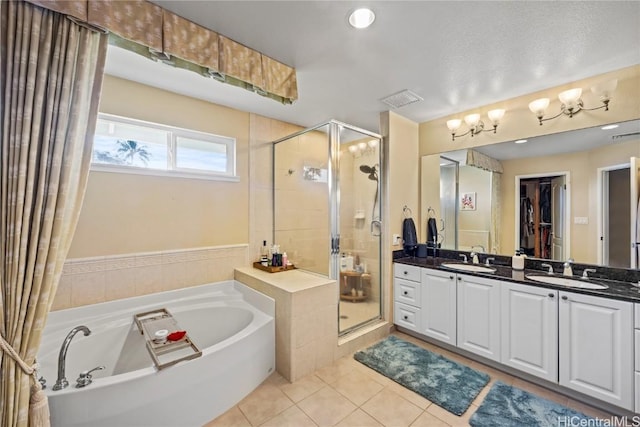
[[370, 220, 382, 237], [331, 236, 340, 254]]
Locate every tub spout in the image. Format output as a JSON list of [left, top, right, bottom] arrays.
[[52, 325, 91, 391]]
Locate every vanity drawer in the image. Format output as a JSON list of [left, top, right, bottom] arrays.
[[635, 304, 640, 329], [636, 329, 640, 372], [394, 302, 421, 332], [394, 263, 421, 282], [394, 278, 422, 307]]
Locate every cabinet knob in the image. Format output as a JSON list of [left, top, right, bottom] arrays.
[[561, 296, 568, 300], [548, 293, 554, 298], [403, 315, 408, 320], [457, 276, 462, 281], [403, 291, 408, 295], [403, 271, 408, 275], [449, 275, 454, 280]]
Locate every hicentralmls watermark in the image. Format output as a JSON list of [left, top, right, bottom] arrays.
[[558, 416, 640, 427]]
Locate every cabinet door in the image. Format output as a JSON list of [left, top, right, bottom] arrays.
[[457, 275, 501, 361], [559, 291, 634, 410], [421, 269, 457, 345], [501, 282, 558, 381]]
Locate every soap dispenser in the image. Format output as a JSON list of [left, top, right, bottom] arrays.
[[512, 250, 525, 271]]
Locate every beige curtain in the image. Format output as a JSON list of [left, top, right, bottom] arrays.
[[490, 171, 502, 254], [0, 2, 107, 426]]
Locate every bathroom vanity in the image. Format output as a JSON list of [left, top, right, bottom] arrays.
[[393, 256, 640, 414]]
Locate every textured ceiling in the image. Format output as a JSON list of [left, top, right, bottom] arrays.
[[106, 1, 640, 133]]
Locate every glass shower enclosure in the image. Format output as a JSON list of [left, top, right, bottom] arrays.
[[272, 120, 383, 335]]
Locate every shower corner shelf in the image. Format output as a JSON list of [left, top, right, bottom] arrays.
[[133, 308, 202, 370]]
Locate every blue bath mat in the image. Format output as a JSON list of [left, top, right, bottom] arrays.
[[354, 335, 489, 415], [469, 381, 595, 427]]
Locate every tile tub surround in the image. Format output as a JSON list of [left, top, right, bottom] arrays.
[[234, 266, 391, 382], [53, 244, 249, 310]]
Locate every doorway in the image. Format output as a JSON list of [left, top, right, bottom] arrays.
[[515, 173, 569, 261], [598, 164, 632, 267]]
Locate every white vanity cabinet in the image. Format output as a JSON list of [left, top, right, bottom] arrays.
[[501, 282, 558, 382], [421, 268, 457, 345], [393, 264, 422, 332], [456, 274, 501, 362], [559, 291, 634, 410]]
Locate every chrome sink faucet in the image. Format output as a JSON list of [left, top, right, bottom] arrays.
[[459, 254, 468, 263], [563, 259, 574, 277], [541, 263, 554, 274], [53, 325, 91, 391], [582, 268, 597, 279]]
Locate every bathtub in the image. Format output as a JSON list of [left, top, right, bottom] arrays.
[[37, 280, 275, 427]]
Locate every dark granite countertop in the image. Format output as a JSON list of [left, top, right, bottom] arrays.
[[395, 255, 640, 304]]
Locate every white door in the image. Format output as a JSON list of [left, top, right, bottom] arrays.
[[551, 176, 566, 260], [631, 157, 640, 268], [421, 269, 457, 345], [559, 291, 634, 410], [457, 275, 501, 361], [501, 283, 558, 382]]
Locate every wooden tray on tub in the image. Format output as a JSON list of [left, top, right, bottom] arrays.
[[133, 308, 202, 370]]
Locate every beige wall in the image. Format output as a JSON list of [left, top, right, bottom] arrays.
[[68, 76, 250, 258]]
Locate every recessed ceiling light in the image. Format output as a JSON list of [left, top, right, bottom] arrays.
[[601, 124, 619, 130], [515, 139, 527, 144], [349, 8, 375, 29]]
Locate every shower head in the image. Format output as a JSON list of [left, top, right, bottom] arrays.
[[359, 164, 378, 181]]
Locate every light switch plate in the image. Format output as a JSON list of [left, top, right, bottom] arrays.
[[574, 217, 589, 225], [393, 234, 402, 246]]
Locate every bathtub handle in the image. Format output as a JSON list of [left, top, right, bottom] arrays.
[[75, 365, 105, 388]]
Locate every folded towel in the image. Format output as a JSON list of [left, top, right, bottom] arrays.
[[403, 218, 418, 254], [427, 217, 438, 246]]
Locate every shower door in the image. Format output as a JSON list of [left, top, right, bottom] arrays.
[[272, 121, 382, 336], [337, 125, 382, 334]]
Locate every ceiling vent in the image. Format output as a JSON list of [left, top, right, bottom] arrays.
[[380, 89, 423, 109]]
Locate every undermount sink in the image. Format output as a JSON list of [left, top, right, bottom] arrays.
[[440, 263, 496, 273], [525, 274, 609, 290]]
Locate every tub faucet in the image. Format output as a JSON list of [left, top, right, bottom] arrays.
[[52, 325, 91, 391]]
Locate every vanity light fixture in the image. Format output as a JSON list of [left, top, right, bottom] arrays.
[[514, 139, 527, 144], [528, 79, 617, 125], [348, 139, 378, 157], [446, 109, 506, 141], [349, 8, 375, 29]]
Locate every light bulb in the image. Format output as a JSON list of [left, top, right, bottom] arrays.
[[591, 79, 617, 101], [358, 141, 367, 150], [348, 145, 358, 153], [446, 119, 462, 131], [487, 109, 505, 124], [558, 88, 582, 108], [348, 8, 375, 29], [464, 114, 481, 127], [528, 98, 550, 116], [367, 139, 378, 148]]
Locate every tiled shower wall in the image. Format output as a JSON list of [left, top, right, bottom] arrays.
[[52, 245, 249, 311]]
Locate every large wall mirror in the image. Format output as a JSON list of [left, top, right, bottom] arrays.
[[421, 119, 640, 268]]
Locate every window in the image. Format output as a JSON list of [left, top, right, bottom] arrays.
[[92, 114, 237, 180]]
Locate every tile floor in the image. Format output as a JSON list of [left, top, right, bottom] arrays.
[[205, 331, 616, 427]]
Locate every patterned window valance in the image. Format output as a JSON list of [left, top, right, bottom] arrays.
[[465, 149, 503, 174], [25, 0, 298, 104]]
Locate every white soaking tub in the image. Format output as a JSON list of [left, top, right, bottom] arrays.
[[37, 281, 275, 427]]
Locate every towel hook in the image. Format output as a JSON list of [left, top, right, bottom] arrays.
[[427, 207, 436, 219], [403, 205, 412, 219]]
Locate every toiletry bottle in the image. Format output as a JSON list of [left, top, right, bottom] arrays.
[[512, 250, 525, 270], [282, 252, 288, 266]]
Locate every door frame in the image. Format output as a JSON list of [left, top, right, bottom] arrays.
[[515, 172, 571, 261], [596, 163, 630, 265]]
